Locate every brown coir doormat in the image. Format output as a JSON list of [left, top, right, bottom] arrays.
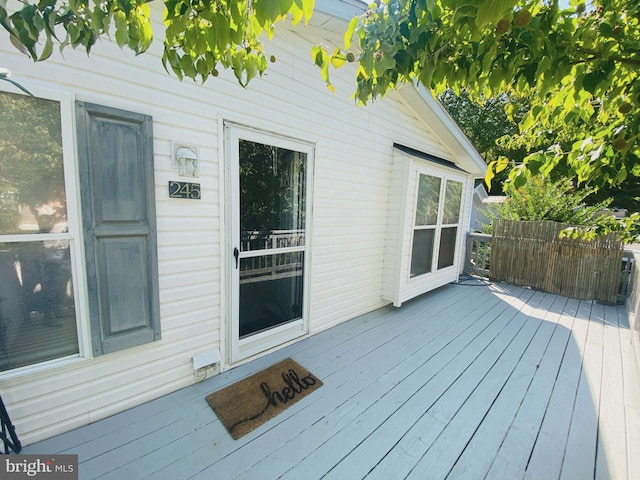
[[206, 357, 323, 439]]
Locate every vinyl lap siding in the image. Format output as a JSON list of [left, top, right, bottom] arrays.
[[382, 152, 409, 305], [0, 23, 222, 444], [0, 7, 458, 445]]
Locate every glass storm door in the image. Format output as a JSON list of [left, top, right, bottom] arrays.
[[226, 125, 312, 363]]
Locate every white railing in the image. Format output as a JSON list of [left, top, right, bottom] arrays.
[[464, 232, 492, 278], [241, 229, 305, 251], [239, 230, 304, 284]]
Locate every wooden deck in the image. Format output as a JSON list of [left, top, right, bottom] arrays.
[[24, 280, 640, 479]]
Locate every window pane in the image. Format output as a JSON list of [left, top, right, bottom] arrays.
[[438, 227, 458, 269], [0, 241, 78, 372], [442, 180, 463, 225], [239, 252, 304, 337], [239, 140, 306, 251], [415, 174, 441, 226], [0, 92, 68, 235], [410, 229, 435, 277]]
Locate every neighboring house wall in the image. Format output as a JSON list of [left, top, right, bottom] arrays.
[[0, 6, 484, 444], [471, 184, 505, 232]]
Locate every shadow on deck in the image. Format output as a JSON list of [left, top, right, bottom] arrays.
[[24, 279, 640, 479]]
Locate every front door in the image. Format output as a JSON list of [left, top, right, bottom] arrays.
[[226, 125, 313, 363]]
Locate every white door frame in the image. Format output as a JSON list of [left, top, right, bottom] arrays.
[[224, 123, 314, 364]]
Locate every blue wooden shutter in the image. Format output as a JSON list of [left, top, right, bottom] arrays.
[[76, 102, 161, 355]]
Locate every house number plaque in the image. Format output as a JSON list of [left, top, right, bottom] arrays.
[[169, 181, 201, 199]]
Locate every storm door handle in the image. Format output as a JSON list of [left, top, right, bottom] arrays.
[[233, 247, 239, 269]]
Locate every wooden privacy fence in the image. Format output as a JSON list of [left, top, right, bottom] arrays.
[[490, 219, 624, 304]]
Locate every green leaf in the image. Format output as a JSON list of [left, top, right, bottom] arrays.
[[583, 71, 604, 94], [311, 45, 324, 67], [38, 37, 53, 61], [344, 16, 358, 49], [512, 171, 527, 189], [9, 32, 30, 56], [599, 22, 612, 37], [213, 13, 230, 49], [91, 8, 105, 32], [520, 63, 537, 87], [254, 0, 281, 27], [289, 1, 304, 25], [196, 57, 210, 77], [375, 52, 396, 72], [475, 1, 498, 29], [232, 50, 243, 70], [616, 166, 627, 183], [300, 0, 314, 24], [495, 155, 509, 173], [245, 55, 260, 84], [319, 55, 333, 91], [114, 14, 128, 47], [139, 19, 153, 52], [180, 54, 197, 79], [485, 167, 496, 188], [195, 30, 208, 55], [330, 49, 346, 69]]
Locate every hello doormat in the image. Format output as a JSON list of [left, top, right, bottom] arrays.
[[205, 357, 323, 439]]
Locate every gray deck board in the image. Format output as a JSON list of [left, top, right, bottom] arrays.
[[23, 280, 640, 480], [523, 298, 586, 480], [334, 289, 539, 480]]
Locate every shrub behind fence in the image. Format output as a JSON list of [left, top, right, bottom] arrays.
[[490, 219, 623, 304]]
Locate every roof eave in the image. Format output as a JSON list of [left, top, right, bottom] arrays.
[[395, 84, 486, 177], [311, 1, 487, 178]]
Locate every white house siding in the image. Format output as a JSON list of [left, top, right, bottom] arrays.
[[0, 6, 478, 445], [382, 150, 410, 306]]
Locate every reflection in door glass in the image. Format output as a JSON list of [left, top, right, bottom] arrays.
[[239, 140, 306, 252], [239, 253, 304, 337]]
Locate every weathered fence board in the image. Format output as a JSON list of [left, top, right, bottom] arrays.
[[490, 220, 623, 304]]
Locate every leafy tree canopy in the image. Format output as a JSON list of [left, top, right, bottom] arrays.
[[439, 90, 528, 163], [317, 0, 640, 192], [0, 0, 314, 86], [440, 89, 640, 212], [486, 176, 640, 242], [2, 0, 638, 195], [438, 89, 529, 193], [491, 176, 610, 226]]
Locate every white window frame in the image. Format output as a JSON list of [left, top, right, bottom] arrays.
[[0, 85, 91, 378], [408, 166, 466, 283]]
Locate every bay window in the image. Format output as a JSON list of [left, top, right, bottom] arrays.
[[410, 174, 463, 278], [383, 144, 470, 307]]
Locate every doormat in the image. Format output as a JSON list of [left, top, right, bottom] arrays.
[[205, 357, 323, 440]]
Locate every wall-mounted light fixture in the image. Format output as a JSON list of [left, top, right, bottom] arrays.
[[171, 141, 199, 177]]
